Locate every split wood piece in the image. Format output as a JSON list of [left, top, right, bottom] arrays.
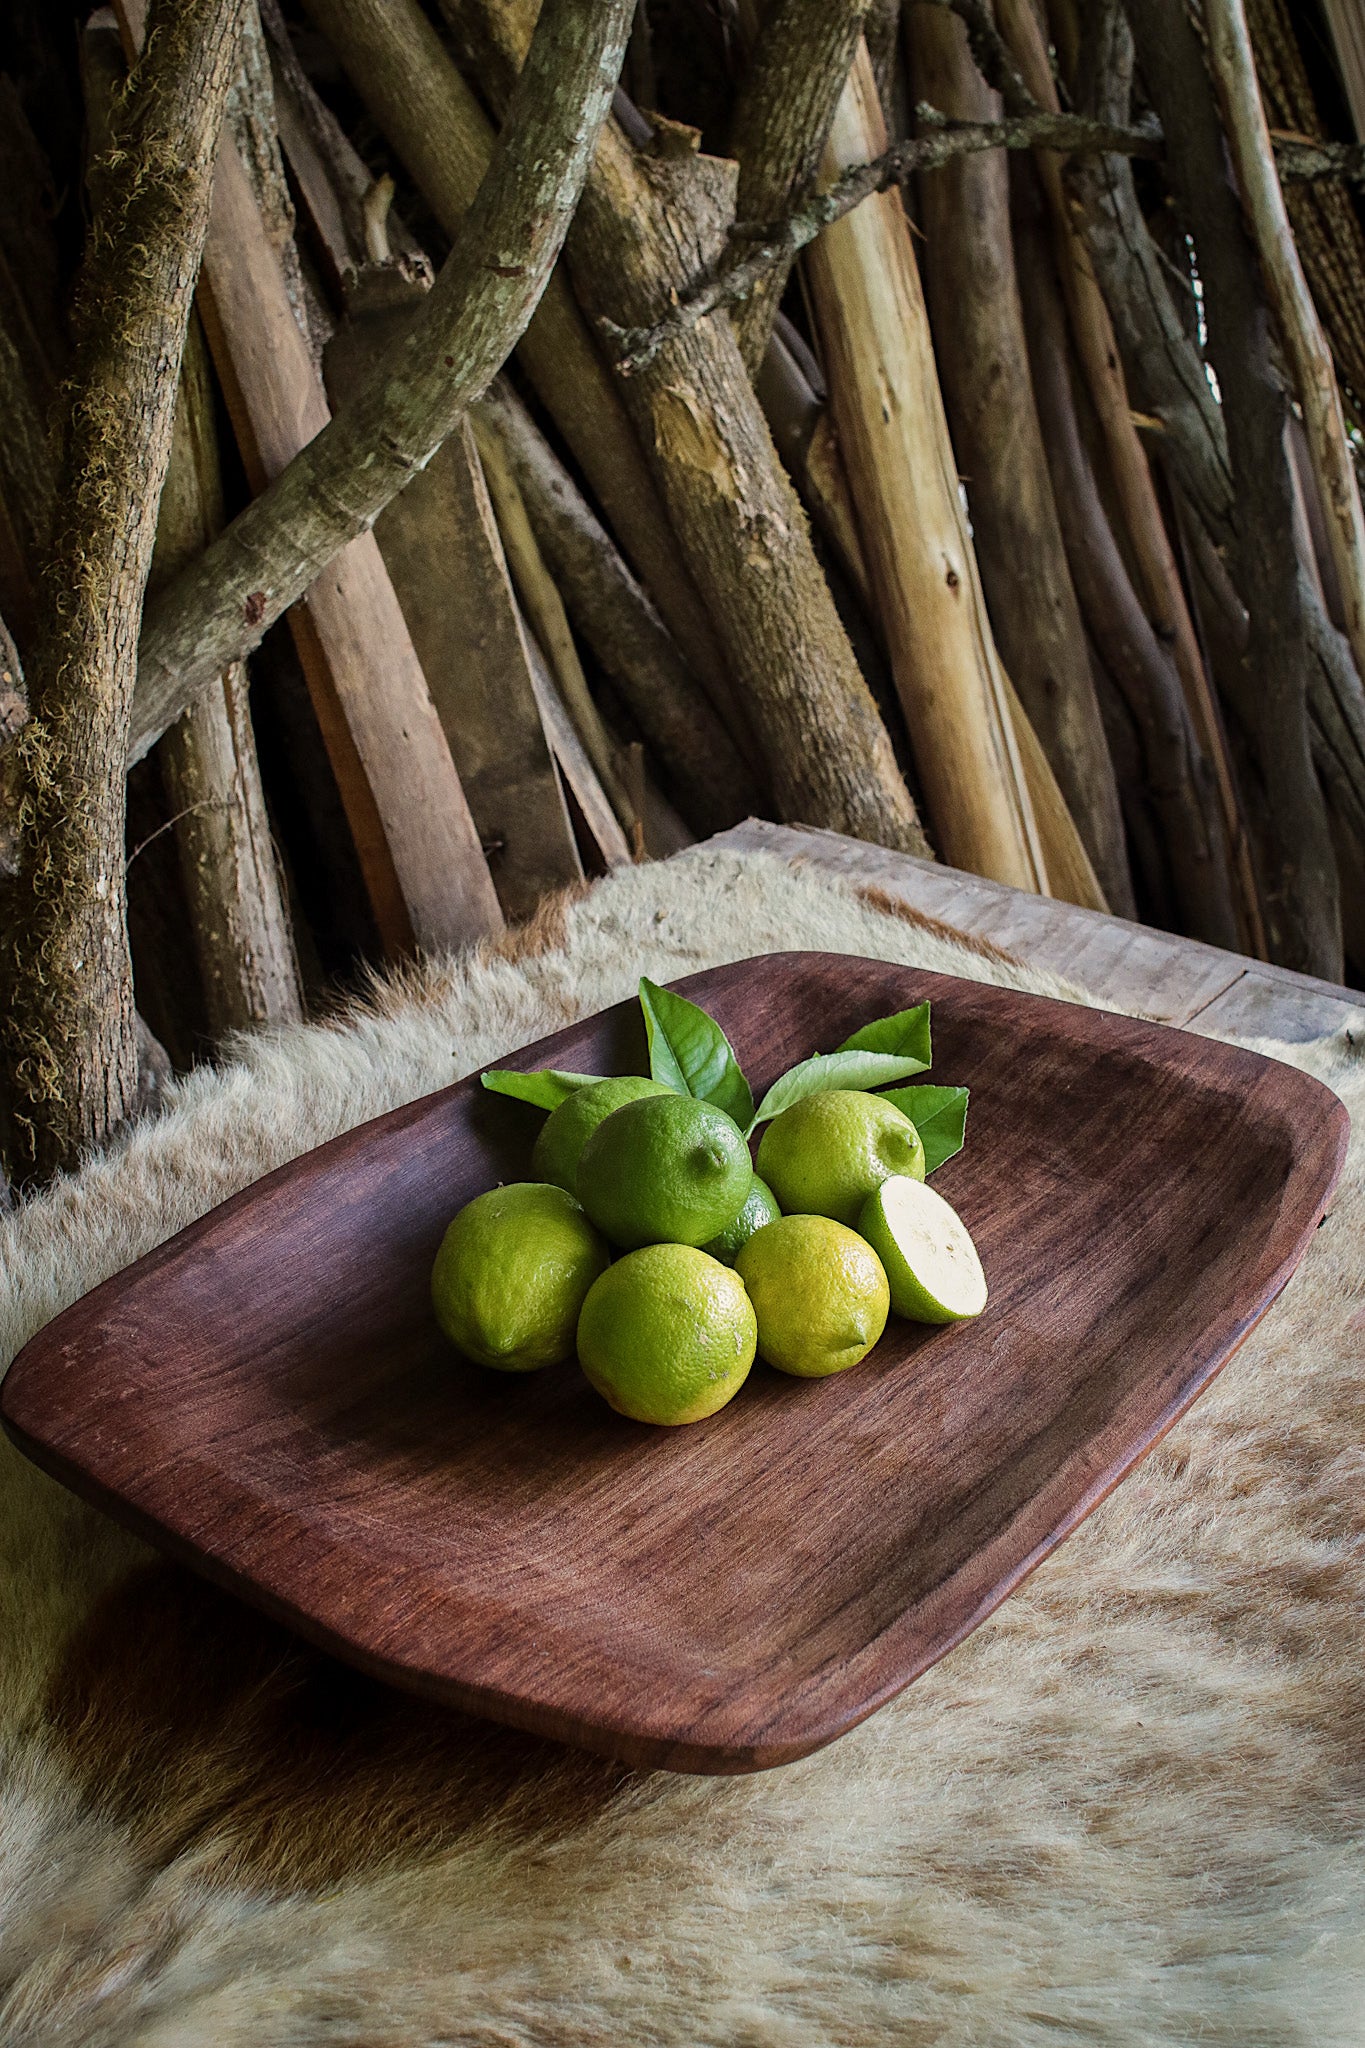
[[472, 417, 640, 848], [802, 406, 1105, 913], [1127, 0, 1343, 977], [151, 317, 303, 1032], [750, 325, 1100, 905], [298, 0, 734, 733], [263, 62, 754, 843], [190, 133, 502, 956], [1014, 159, 1242, 954], [459, 0, 929, 854], [806, 40, 1046, 891], [476, 381, 762, 833], [998, 0, 1264, 957], [1205, 0, 1365, 690], [727, 0, 872, 374], [323, 272, 582, 923], [524, 635, 632, 872], [1, 0, 246, 1181], [905, 0, 1132, 916]]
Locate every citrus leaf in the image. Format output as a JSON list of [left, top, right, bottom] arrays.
[[749, 1047, 932, 1130], [879, 1085, 969, 1174], [638, 977, 753, 1128], [838, 1001, 932, 1068], [480, 1068, 605, 1111]]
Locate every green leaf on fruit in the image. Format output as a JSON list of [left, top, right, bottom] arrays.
[[879, 1084, 969, 1174], [638, 977, 754, 1128], [749, 1047, 933, 1130], [480, 1068, 605, 1111], [838, 1001, 932, 1069]]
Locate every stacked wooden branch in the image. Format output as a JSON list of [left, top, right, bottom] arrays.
[[2, 0, 1365, 1189]]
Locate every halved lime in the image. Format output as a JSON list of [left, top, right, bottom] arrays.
[[857, 1175, 987, 1324]]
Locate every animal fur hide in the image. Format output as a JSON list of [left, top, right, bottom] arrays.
[[0, 845, 1361, 2046]]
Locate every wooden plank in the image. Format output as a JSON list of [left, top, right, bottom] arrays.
[[705, 821, 1365, 1040], [707, 821, 1247, 1023], [195, 132, 502, 955], [324, 285, 581, 923], [1185, 970, 1365, 1046]]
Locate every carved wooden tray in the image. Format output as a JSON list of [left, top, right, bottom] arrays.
[[1, 954, 1347, 1772]]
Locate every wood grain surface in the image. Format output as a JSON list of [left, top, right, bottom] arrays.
[[1, 955, 1348, 1773]]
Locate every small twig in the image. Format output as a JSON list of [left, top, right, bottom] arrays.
[[1273, 133, 1365, 184], [605, 105, 1160, 374]]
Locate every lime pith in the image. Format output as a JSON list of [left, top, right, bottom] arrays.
[[858, 1175, 987, 1323]]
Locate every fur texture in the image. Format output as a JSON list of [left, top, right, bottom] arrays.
[[0, 846, 1362, 2046]]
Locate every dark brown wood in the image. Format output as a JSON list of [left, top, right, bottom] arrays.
[[1, 953, 1346, 1774]]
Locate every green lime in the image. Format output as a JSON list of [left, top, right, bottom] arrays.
[[735, 1214, 889, 1377], [577, 1243, 757, 1425], [531, 1075, 672, 1193], [576, 1093, 753, 1250], [756, 1089, 925, 1227], [431, 1182, 608, 1371], [858, 1175, 987, 1323], [703, 1174, 781, 1265]]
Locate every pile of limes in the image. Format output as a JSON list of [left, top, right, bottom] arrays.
[[430, 1079, 986, 1426]]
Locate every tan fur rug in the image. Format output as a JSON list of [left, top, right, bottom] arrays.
[[1, 844, 1362, 2046]]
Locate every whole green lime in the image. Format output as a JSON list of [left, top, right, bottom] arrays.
[[576, 1093, 753, 1250], [431, 1182, 608, 1371], [576, 1243, 757, 1424], [735, 1213, 889, 1377], [756, 1089, 925, 1228], [703, 1173, 781, 1265], [531, 1075, 672, 1193]]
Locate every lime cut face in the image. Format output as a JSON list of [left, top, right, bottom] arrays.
[[858, 1175, 987, 1324]]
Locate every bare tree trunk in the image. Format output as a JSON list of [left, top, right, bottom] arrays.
[[1, 0, 247, 1181], [457, 0, 928, 852], [301, 0, 733, 726], [1126, 0, 1341, 978], [727, 0, 871, 373], [905, 0, 1133, 915]]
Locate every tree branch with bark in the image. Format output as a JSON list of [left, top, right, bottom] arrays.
[[0, 0, 248, 1181], [130, 0, 636, 761]]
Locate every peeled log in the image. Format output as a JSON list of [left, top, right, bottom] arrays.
[[906, 1, 1132, 916], [806, 42, 1046, 890]]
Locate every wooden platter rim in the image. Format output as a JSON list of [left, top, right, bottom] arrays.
[[1, 953, 1350, 1773]]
